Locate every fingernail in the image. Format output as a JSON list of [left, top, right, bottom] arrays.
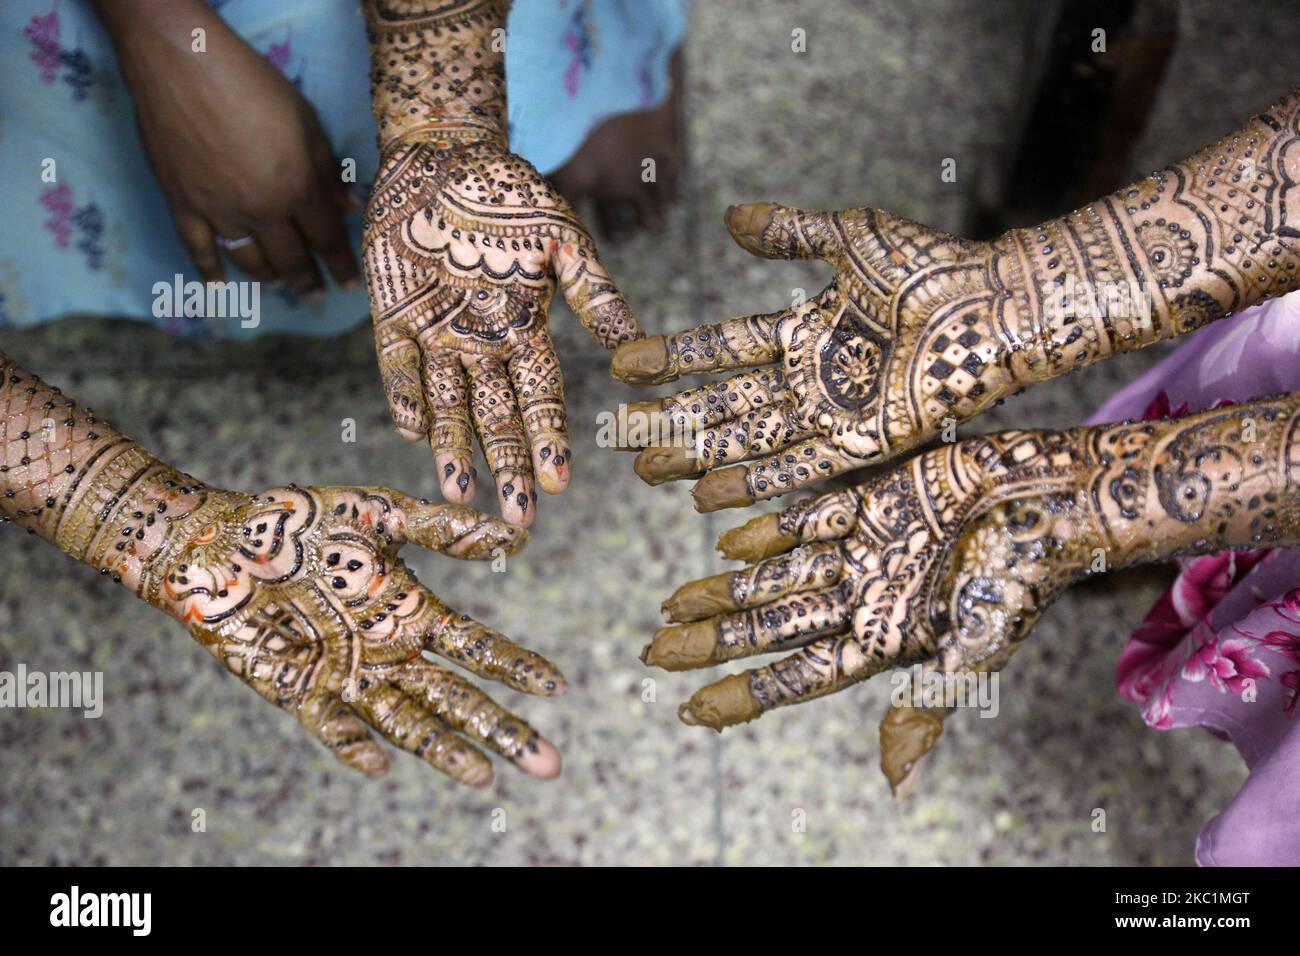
[[724, 201, 778, 255], [633, 445, 697, 485], [613, 400, 666, 450], [461, 761, 494, 789], [516, 736, 562, 779], [536, 465, 568, 495], [663, 571, 736, 622], [611, 336, 670, 384], [645, 620, 719, 670], [678, 673, 762, 731], [879, 706, 945, 797], [691, 468, 752, 512], [716, 513, 796, 562]]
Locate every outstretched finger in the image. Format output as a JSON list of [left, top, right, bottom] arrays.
[[299, 690, 390, 778], [724, 202, 839, 262], [426, 604, 566, 696], [634, 402, 811, 486], [554, 237, 642, 348], [677, 629, 887, 731], [614, 368, 790, 454], [388, 494, 528, 560], [662, 541, 845, 623], [644, 583, 850, 671], [715, 487, 861, 563], [663, 367, 789, 434], [508, 329, 572, 494], [610, 312, 784, 386], [690, 435, 868, 512], [376, 337, 429, 439], [397, 659, 561, 779], [879, 698, 951, 798], [422, 350, 476, 504], [356, 684, 494, 787], [464, 354, 535, 527]]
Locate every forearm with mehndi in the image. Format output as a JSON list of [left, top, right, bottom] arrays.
[[364, 0, 511, 150], [610, 88, 1300, 510], [0, 351, 215, 600], [995, 88, 1300, 383]]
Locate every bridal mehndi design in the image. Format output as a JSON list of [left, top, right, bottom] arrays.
[[0, 351, 564, 786], [613, 89, 1300, 511], [643, 394, 1300, 786], [362, 0, 641, 528]]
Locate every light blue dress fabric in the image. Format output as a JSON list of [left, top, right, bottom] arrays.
[[0, 0, 688, 337]]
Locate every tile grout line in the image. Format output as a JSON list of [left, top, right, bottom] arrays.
[[676, 32, 728, 868]]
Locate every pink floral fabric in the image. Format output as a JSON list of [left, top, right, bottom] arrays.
[[1089, 290, 1300, 865]]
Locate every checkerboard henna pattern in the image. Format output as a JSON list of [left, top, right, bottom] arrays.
[[612, 88, 1300, 511]]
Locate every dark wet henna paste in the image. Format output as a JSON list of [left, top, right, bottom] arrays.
[[613, 90, 1300, 508], [650, 393, 1300, 756], [362, 0, 639, 525]]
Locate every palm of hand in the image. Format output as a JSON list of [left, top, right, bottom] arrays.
[[616, 203, 1019, 510], [772, 207, 1008, 458], [644, 433, 1096, 731], [364, 138, 639, 527], [153, 484, 563, 785]]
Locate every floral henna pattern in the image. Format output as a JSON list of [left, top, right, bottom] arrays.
[[614, 89, 1300, 510], [0, 351, 565, 786], [643, 392, 1300, 785], [363, 0, 640, 528]]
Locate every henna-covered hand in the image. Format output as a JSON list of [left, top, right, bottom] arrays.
[[643, 394, 1300, 787], [1, 353, 564, 786], [613, 89, 1300, 510], [363, 0, 641, 527]]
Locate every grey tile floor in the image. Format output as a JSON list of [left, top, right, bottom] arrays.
[[2, 0, 1298, 865]]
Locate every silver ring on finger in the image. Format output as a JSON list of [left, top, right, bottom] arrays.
[[215, 234, 256, 251]]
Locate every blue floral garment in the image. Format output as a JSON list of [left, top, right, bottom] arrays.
[[0, 0, 688, 337]]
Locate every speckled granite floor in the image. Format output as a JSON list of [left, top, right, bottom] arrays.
[[2, 0, 1298, 866]]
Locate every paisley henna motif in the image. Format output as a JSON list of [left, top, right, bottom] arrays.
[[0, 351, 564, 786], [615, 89, 1300, 510], [363, 0, 640, 527]]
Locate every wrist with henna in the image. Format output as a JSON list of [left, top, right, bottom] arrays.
[[611, 88, 1300, 511], [0, 350, 565, 785], [641, 394, 1300, 762], [364, 0, 510, 151], [994, 87, 1300, 383], [0, 350, 207, 588], [360, 0, 639, 527]]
